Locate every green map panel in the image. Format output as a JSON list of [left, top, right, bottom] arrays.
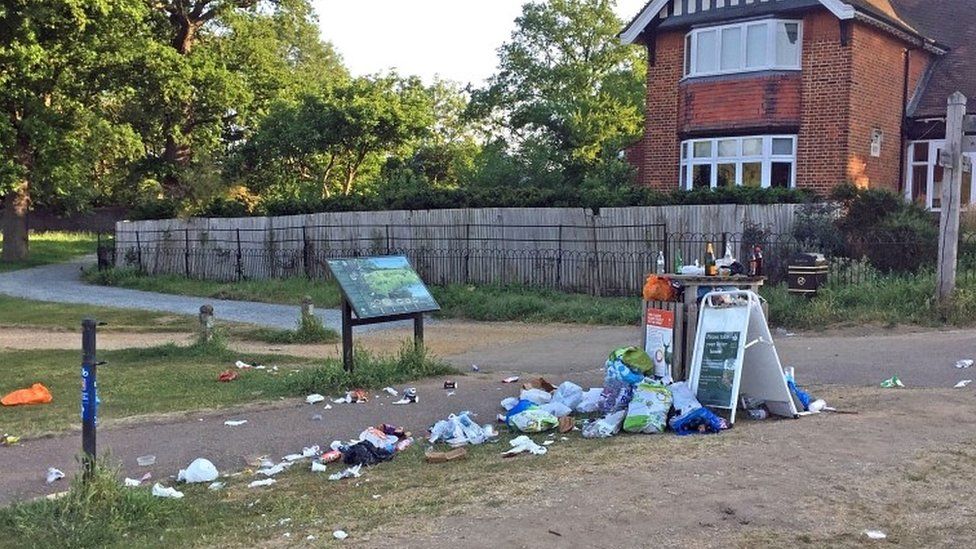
[[327, 256, 440, 319]]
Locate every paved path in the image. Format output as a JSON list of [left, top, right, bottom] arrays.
[[0, 257, 367, 332]]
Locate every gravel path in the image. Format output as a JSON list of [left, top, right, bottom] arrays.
[[0, 257, 378, 332]]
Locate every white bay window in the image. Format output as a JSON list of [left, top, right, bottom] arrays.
[[684, 19, 801, 78], [906, 140, 975, 210], [680, 135, 797, 189]]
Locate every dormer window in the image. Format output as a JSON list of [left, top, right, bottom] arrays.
[[684, 19, 802, 78]]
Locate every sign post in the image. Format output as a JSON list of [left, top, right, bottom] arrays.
[[81, 318, 99, 480], [327, 256, 440, 372], [936, 92, 968, 302]]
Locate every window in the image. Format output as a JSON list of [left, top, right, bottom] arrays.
[[684, 19, 802, 77], [906, 141, 976, 211], [680, 135, 796, 189]]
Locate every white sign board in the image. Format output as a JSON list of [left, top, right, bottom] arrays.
[[688, 291, 799, 424]]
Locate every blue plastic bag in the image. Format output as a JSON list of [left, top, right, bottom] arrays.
[[669, 407, 728, 436]]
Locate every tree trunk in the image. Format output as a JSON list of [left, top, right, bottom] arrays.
[[2, 182, 30, 262]]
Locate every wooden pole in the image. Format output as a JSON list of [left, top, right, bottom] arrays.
[[936, 92, 967, 302]]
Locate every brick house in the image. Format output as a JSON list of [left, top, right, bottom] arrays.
[[621, 0, 976, 209]]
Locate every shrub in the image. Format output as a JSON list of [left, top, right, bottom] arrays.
[[791, 202, 845, 256]]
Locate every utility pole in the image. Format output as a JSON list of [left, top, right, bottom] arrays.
[[936, 92, 969, 302]]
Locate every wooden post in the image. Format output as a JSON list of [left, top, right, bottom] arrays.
[[198, 304, 214, 342], [341, 299, 354, 372], [936, 92, 967, 302]]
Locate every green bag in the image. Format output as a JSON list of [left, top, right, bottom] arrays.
[[609, 347, 654, 375]]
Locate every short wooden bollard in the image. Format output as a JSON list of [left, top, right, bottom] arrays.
[[199, 304, 214, 342]]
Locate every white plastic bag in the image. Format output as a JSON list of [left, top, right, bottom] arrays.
[[552, 381, 583, 409], [509, 408, 558, 433], [575, 388, 603, 413], [501, 435, 547, 457], [582, 410, 626, 439], [668, 381, 702, 415], [539, 401, 573, 418], [152, 483, 184, 498], [177, 458, 219, 484], [500, 397, 520, 411], [519, 388, 552, 405]]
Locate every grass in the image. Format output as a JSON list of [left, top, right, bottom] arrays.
[[0, 294, 190, 333], [761, 273, 976, 330], [84, 268, 642, 326], [240, 307, 339, 345], [0, 231, 98, 272], [0, 342, 451, 438]]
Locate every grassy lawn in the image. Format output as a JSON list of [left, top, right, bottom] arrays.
[[0, 295, 190, 333], [0, 232, 98, 272], [0, 343, 450, 438]]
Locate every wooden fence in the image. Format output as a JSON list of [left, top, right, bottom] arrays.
[[113, 204, 801, 294]]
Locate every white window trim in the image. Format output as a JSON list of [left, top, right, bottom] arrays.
[[905, 140, 976, 211], [680, 135, 797, 190], [684, 19, 803, 79]]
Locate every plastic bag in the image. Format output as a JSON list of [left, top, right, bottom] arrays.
[[668, 381, 702, 415], [509, 408, 558, 433], [429, 411, 494, 446], [551, 381, 583, 410], [669, 407, 728, 436], [598, 378, 635, 414], [519, 388, 552, 405], [576, 388, 602, 413], [1, 383, 53, 406], [539, 401, 573, 418], [500, 397, 519, 411], [623, 381, 673, 434], [582, 410, 626, 439], [609, 347, 654, 376], [177, 458, 219, 484]]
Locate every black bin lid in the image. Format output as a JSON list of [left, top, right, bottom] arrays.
[[790, 252, 827, 266]]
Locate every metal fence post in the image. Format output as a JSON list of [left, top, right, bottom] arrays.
[[235, 228, 243, 281], [135, 231, 143, 273], [303, 225, 312, 278], [556, 224, 564, 289], [81, 318, 99, 481], [386, 224, 392, 254], [464, 223, 471, 284], [184, 229, 190, 277]]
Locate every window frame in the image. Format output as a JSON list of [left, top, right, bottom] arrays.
[[905, 140, 976, 211], [680, 135, 797, 190], [684, 19, 803, 78]]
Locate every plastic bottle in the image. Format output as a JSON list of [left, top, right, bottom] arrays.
[[673, 249, 683, 273], [656, 251, 665, 274]]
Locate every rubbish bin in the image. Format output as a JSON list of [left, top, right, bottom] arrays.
[[787, 253, 828, 296]]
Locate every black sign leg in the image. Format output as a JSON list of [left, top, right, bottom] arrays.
[[341, 299, 354, 372], [81, 318, 98, 481], [413, 313, 424, 350]]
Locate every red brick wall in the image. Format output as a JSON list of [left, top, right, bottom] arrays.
[[679, 73, 802, 134], [847, 22, 915, 191], [638, 31, 684, 190], [796, 10, 852, 194]]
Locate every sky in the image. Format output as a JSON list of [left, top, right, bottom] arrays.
[[311, 0, 649, 86]]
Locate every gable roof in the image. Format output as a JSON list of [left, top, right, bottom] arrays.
[[621, 0, 975, 116]]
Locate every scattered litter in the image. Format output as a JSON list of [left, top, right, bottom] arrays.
[[137, 455, 156, 467], [522, 377, 556, 393], [383, 387, 399, 397], [323, 404, 333, 410], [224, 420, 248, 427], [321, 450, 342, 463], [256, 463, 292, 477], [152, 483, 184, 499], [248, 479, 276, 489], [2, 383, 53, 406], [880, 375, 905, 388], [429, 411, 497, 446], [333, 530, 348, 541], [306, 535, 316, 542], [471, 364, 480, 372], [333, 395, 351, 404], [394, 387, 418, 405], [311, 414, 323, 421], [954, 380, 972, 389], [425, 447, 468, 463], [208, 481, 225, 491], [446, 391, 455, 397], [509, 406, 558, 433], [45, 468, 64, 484], [372, 494, 381, 500], [808, 399, 827, 413], [582, 411, 626, 439], [502, 376, 520, 384], [328, 465, 362, 481], [283, 454, 303, 462], [306, 394, 325, 405], [217, 370, 238, 383], [311, 461, 328, 473], [124, 478, 142, 487], [558, 416, 575, 433], [520, 388, 552, 405], [864, 530, 887, 540], [502, 435, 547, 457], [178, 458, 219, 484], [235, 360, 253, 369], [956, 359, 974, 369], [549, 529, 562, 537], [542, 440, 555, 446], [1, 434, 20, 446], [302, 445, 320, 458], [443, 381, 457, 390], [350, 389, 369, 403]]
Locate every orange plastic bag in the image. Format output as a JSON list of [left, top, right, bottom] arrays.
[[1, 383, 53, 406], [643, 275, 674, 302]]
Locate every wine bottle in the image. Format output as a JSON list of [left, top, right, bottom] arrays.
[[704, 242, 717, 276]]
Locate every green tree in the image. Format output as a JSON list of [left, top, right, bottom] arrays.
[[470, 0, 645, 185], [238, 74, 435, 199], [0, 0, 146, 260]]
